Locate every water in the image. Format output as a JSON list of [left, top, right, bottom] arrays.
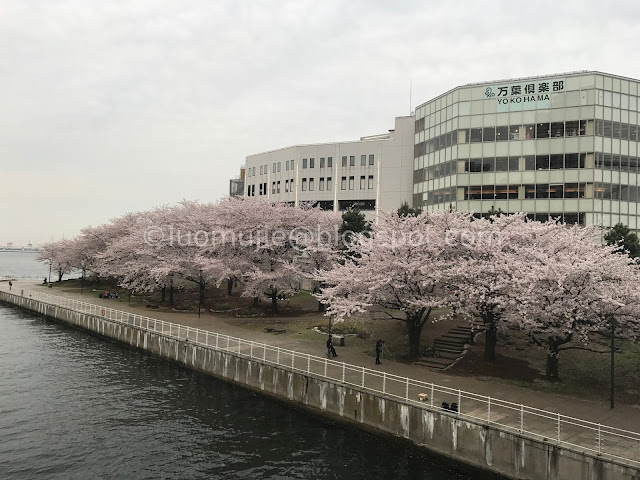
[[0, 251, 49, 279], [0, 254, 473, 479]]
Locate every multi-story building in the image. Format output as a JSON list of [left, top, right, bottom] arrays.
[[243, 116, 415, 217], [414, 71, 640, 229]]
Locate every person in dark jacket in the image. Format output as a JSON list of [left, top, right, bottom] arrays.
[[327, 336, 337, 357], [375, 339, 384, 365]]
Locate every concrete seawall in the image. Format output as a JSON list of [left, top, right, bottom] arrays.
[[2, 290, 639, 480]]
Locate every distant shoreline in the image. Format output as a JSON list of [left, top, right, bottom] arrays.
[[0, 249, 42, 253]]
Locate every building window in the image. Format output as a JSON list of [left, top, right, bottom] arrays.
[[369, 154, 374, 166], [327, 177, 332, 191], [303, 158, 308, 169], [360, 175, 365, 189], [482, 158, 494, 172], [349, 156, 355, 167], [319, 177, 324, 191], [361, 155, 366, 166], [550, 122, 564, 137], [272, 182, 276, 194], [260, 166, 263, 175], [495, 157, 508, 171], [536, 123, 550, 138], [564, 183, 585, 198], [277, 162, 281, 172], [368, 175, 373, 189], [259, 184, 263, 195], [285, 180, 289, 192], [290, 178, 294, 189], [290, 160, 294, 170], [310, 158, 315, 168], [342, 156, 347, 167], [466, 158, 482, 172], [309, 178, 314, 191], [341, 176, 346, 190], [470, 128, 482, 143], [509, 125, 520, 140], [285, 161, 289, 171], [302, 178, 307, 191], [273, 163, 276, 173], [251, 184, 255, 196], [328, 157, 333, 168], [483, 127, 495, 142], [348, 176, 354, 189], [495, 126, 508, 141], [524, 124, 535, 139], [536, 155, 550, 170], [549, 184, 563, 198], [550, 154, 564, 169], [320, 157, 325, 169], [276, 181, 280, 193]]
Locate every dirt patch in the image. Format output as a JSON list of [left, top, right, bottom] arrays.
[[448, 348, 540, 382]]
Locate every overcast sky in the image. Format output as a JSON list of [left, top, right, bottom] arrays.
[[1, 0, 639, 246]]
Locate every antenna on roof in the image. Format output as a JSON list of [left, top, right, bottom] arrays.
[[409, 79, 412, 115]]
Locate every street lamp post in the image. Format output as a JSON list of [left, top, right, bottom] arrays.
[[48, 261, 52, 285]]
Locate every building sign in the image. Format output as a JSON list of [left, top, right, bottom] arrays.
[[484, 79, 565, 112]]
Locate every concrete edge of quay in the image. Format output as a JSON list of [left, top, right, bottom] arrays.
[[2, 291, 639, 480]]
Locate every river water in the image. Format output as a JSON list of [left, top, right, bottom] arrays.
[[0, 255, 473, 479]]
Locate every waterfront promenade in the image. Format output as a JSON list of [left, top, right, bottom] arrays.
[[2, 280, 640, 468]]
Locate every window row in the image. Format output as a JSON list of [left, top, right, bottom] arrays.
[[463, 183, 587, 200], [594, 120, 640, 141], [465, 153, 588, 172], [414, 121, 593, 157], [413, 160, 457, 183], [594, 153, 640, 172], [423, 187, 457, 206], [301, 177, 332, 192], [594, 183, 640, 202]]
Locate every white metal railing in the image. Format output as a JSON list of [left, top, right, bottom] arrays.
[[2, 285, 640, 466]]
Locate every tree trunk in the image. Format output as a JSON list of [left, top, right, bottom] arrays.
[[546, 351, 560, 380], [58, 271, 63, 282], [161, 286, 166, 302], [318, 301, 325, 312], [169, 282, 174, 306], [407, 315, 425, 359], [81, 271, 85, 295], [484, 322, 497, 362], [271, 293, 278, 313], [227, 278, 233, 296], [253, 296, 259, 307]]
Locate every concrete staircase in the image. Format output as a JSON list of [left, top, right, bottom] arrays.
[[415, 322, 485, 370]]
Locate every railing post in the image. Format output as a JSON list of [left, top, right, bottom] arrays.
[[307, 354, 310, 374], [324, 358, 327, 377], [238, 339, 241, 355], [361, 368, 365, 388], [263, 344, 266, 361], [291, 352, 295, 370], [430, 384, 434, 407], [557, 413, 561, 444], [216, 333, 219, 349], [226, 336, 230, 351], [488, 397, 491, 423], [458, 389, 461, 415], [597, 424, 602, 454], [276, 347, 280, 365], [205, 331, 209, 346], [250, 343, 253, 359], [342, 363, 345, 383], [520, 404, 524, 432], [383, 372, 387, 394], [405, 378, 409, 401]]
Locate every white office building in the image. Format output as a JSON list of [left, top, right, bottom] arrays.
[[243, 116, 415, 217], [414, 71, 640, 229]]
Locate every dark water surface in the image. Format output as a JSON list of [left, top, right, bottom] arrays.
[[0, 305, 473, 479]]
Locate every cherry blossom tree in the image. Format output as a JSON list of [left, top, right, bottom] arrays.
[[505, 222, 640, 379], [39, 239, 74, 282], [318, 210, 478, 359]]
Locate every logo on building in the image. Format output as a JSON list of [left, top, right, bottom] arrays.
[[484, 79, 565, 112]]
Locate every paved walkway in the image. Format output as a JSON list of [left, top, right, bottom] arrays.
[[3, 280, 640, 464]]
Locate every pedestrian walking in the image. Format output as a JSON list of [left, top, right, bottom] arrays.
[[8, 281, 12, 291], [375, 339, 384, 365], [326, 335, 337, 357]]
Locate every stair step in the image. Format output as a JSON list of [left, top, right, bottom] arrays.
[[434, 339, 466, 347], [429, 346, 464, 354]]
